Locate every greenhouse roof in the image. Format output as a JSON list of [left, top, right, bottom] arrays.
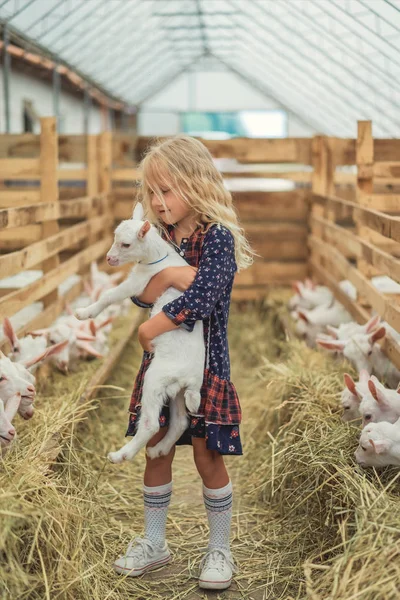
[[0, 0, 399, 136]]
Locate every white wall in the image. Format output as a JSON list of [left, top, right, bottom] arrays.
[[0, 67, 103, 134], [138, 68, 316, 138]]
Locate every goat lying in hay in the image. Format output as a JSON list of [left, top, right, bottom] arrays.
[[75, 203, 204, 463]]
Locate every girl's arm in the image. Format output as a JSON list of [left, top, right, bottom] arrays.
[[162, 225, 237, 332], [133, 266, 197, 306]]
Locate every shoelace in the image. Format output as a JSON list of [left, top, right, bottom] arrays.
[[199, 548, 237, 574], [122, 537, 155, 561]]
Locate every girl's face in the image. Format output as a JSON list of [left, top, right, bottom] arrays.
[[149, 184, 194, 226]]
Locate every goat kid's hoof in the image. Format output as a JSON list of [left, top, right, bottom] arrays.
[[107, 451, 126, 464], [75, 308, 90, 320], [146, 446, 163, 459]]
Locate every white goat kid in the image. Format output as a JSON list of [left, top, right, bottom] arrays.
[[3, 317, 69, 372], [341, 370, 370, 422], [75, 203, 205, 463], [295, 301, 352, 347], [0, 394, 21, 449], [355, 418, 400, 468], [0, 354, 36, 420], [325, 315, 381, 341], [317, 326, 400, 388], [289, 280, 333, 311], [358, 376, 400, 427]]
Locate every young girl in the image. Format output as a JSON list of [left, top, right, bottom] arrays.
[[113, 135, 253, 590]]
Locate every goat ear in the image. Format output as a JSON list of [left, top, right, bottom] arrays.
[[326, 325, 339, 339], [89, 320, 97, 336], [138, 220, 151, 239], [365, 315, 381, 333], [96, 316, 113, 330], [132, 202, 144, 221], [3, 317, 20, 351], [23, 340, 69, 368], [28, 329, 49, 338], [4, 392, 21, 422], [369, 438, 389, 454], [344, 373, 357, 395], [297, 310, 309, 323], [368, 379, 388, 406], [305, 278, 315, 290], [369, 326, 386, 344], [76, 332, 96, 342], [292, 281, 303, 296], [317, 338, 345, 352], [76, 340, 104, 359]]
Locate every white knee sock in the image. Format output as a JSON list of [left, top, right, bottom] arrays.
[[143, 481, 172, 547], [203, 480, 233, 551]]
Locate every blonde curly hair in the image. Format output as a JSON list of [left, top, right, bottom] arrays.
[[136, 135, 254, 271]]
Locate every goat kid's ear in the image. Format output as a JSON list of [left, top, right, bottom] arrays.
[[365, 315, 381, 333], [138, 220, 151, 240], [297, 310, 309, 323], [132, 202, 144, 221], [316, 338, 345, 352], [344, 373, 357, 395], [369, 438, 389, 454], [305, 278, 315, 290], [368, 379, 388, 406], [4, 392, 21, 422], [89, 320, 97, 336], [28, 329, 49, 338], [3, 317, 20, 351], [369, 326, 386, 345], [23, 340, 69, 369], [326, 325, 339, 339], [76, 332, 97, 342], [76, 340, 103, 358]]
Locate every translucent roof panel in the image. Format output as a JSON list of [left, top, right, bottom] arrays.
[[0, 0, 399, 136]]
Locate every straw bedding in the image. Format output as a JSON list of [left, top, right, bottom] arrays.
[[1, 293, 400, 599]]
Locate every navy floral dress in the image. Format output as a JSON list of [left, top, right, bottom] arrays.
[[127, 222, 243, 456]]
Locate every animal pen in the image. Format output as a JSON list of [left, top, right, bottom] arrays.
[[2, 118, 400, 599]]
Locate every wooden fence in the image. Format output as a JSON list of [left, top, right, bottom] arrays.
[[309, 120, 400, 368]]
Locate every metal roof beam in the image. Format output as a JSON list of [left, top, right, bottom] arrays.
[[245, 0, 400, 126], [58, 0, 143, 58], [195, 0, 208, 54], [22, 0, 65, 35], [136, 53, 204, 105], [282, 0, 400, 93], [228, 0, 398, 135], [2, 0, 38, 22]]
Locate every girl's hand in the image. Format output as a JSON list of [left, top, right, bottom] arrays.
[[138, 312, 179, 352], [168, 266, 198, 292], [138, 324, 154, 352]]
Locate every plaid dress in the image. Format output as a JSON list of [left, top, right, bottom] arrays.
[[126, 222, 243, 456]]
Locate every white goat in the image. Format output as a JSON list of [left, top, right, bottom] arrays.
[[0, 354, 36, 420], [355, 418, 400, 468], [75, 203, 205, 463], [325, 315, 381, 341], [295, 301, 352, 347], [0, 394, 21, 449], [29, 321, 102, 373], [341, 370, 370, 422], [3, 317, 69, 372], [289, 280, 333, 311], [317, 327, 400, 389], [357, 376, 400, 427]]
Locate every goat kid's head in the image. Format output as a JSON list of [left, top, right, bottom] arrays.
[[106, 203, 156, 267]]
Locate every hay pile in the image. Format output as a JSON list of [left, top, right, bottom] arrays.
[[2, 292, 400, 599]]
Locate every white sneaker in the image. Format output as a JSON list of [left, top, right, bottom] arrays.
[[113, 537, 171, 577], [198, 547, 237, 590]]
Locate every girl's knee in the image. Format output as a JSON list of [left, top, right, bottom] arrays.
[[192, 438, 224, 478], [145, 428, 175, 470]]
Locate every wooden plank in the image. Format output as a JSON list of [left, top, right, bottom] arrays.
[[374, 162, 400, 181], [0, 158, 40, 178], [86, 136, 98, 197], [309, 235, 400, 333], [136, 136, 313, 164], [0, 194, 109, 228], [374, 139, 400, 163], [0, 215, 109, 277], [222, 170, 312, 182], [232, 190, 308, 221], [327, 138, 356, 166], [310, 215, 400, 284], [0, 237, 112, 318], [245, 223, 307, 260], [0, 190, 41, 207], [0, 224, 41, 249], [112, 168, 141, 181], [99, 131, 112, 195], [57, 168, 87, 181], [356, 195, 400, 212], [235, 261, 307, 285], [0, 134, 87, 162]]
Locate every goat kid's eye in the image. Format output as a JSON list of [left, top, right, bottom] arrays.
[[344, 406, 350, 410], [122, 243, 131, 249], [361, 445, 367, 451], [365, 415, 372, 421], [0, 376, 6, 382]]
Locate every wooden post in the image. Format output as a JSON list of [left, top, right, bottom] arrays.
[[98, 131, 112, 197], [356, 120, 376, 278], [40, 117, 59, 307], [310, 135, 336, 277]]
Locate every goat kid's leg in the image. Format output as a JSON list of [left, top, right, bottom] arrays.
[[76, 280, 140, 320], [184, 386, 201, 414], [147, 392, 189, 459], [108, 389, 163, 464]]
